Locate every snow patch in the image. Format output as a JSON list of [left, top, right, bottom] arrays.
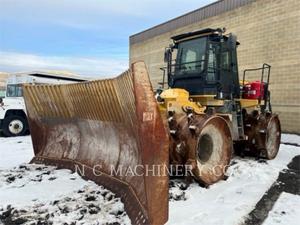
[[167, 144, 300, 225], [281, 133, 300, 146], [0, 136, 33, 170], [0, 164, 131, 225], [263, 192, 300, 225]]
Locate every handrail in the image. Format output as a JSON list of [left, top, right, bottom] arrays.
[[159, 60, 207, 88], [168, 59, 206, 67], [242, 63, 271, 112], [242, 63, 271, 87], [159, 67, 167, 88]]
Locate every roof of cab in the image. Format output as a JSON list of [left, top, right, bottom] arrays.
[[171, 28, 221, 41], [171, 27, 240, 45]]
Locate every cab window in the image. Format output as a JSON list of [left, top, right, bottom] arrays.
[[207, 43, 219, 83], [221, 45, 230, 71], [6, 84, 23, 97], [176, 37, 207, 74]]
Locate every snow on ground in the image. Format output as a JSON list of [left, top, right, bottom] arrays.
[[0, 136, 33, 170], [281, 133, 300, 146], [0, 136, 130, 225], [0, 164, 131, 225], [0, 134, 299, 225], [263, 192, 300, 225], [0, 164, 87, 207], [167, 144, 300, 225]]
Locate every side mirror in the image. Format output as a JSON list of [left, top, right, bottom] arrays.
[[0, 97, 3, 107], [228, 33, 237, 50]]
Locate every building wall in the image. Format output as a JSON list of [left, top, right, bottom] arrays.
[[130, 0, 300, 133]]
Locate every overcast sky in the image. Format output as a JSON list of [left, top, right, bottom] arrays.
[[0, 0, 214, 77]]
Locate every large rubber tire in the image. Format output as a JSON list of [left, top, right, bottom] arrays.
[[193, 116, 233, 185], [2, 115, 28, 137], [243, 113, 281, 160], [265, 115, 281, 160]]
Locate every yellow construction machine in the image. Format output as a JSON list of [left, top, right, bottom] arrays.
[[22, 28, 281, 225]]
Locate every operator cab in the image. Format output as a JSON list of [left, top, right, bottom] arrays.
[[164, 28, 240, 99]]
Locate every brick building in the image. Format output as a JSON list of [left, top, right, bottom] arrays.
[[129, 0, 300, 133]]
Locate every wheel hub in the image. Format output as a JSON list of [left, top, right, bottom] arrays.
[[197, 134, 214, 163], [9, 119, 24, 135]]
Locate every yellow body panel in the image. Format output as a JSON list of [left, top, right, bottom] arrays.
[[191, 95, 224, 106], [237, 99, 262, 109], [159, 88, 206, 114], [159, 88, 262, 115]]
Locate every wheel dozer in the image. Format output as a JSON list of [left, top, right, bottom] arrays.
[[22, 28, 281, 225]]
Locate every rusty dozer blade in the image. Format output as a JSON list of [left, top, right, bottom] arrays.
[[23, 62, 169, 225]]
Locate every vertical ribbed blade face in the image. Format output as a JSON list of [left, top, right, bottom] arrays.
[[23, 62, 169, 225]]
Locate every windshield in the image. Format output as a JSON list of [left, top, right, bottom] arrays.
[[0, 90, 5, 98], [175, 37, 207, 75], [6, 84, 23, 97]]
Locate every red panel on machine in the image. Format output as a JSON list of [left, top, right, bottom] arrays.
[[243, 81, 265, 99]]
